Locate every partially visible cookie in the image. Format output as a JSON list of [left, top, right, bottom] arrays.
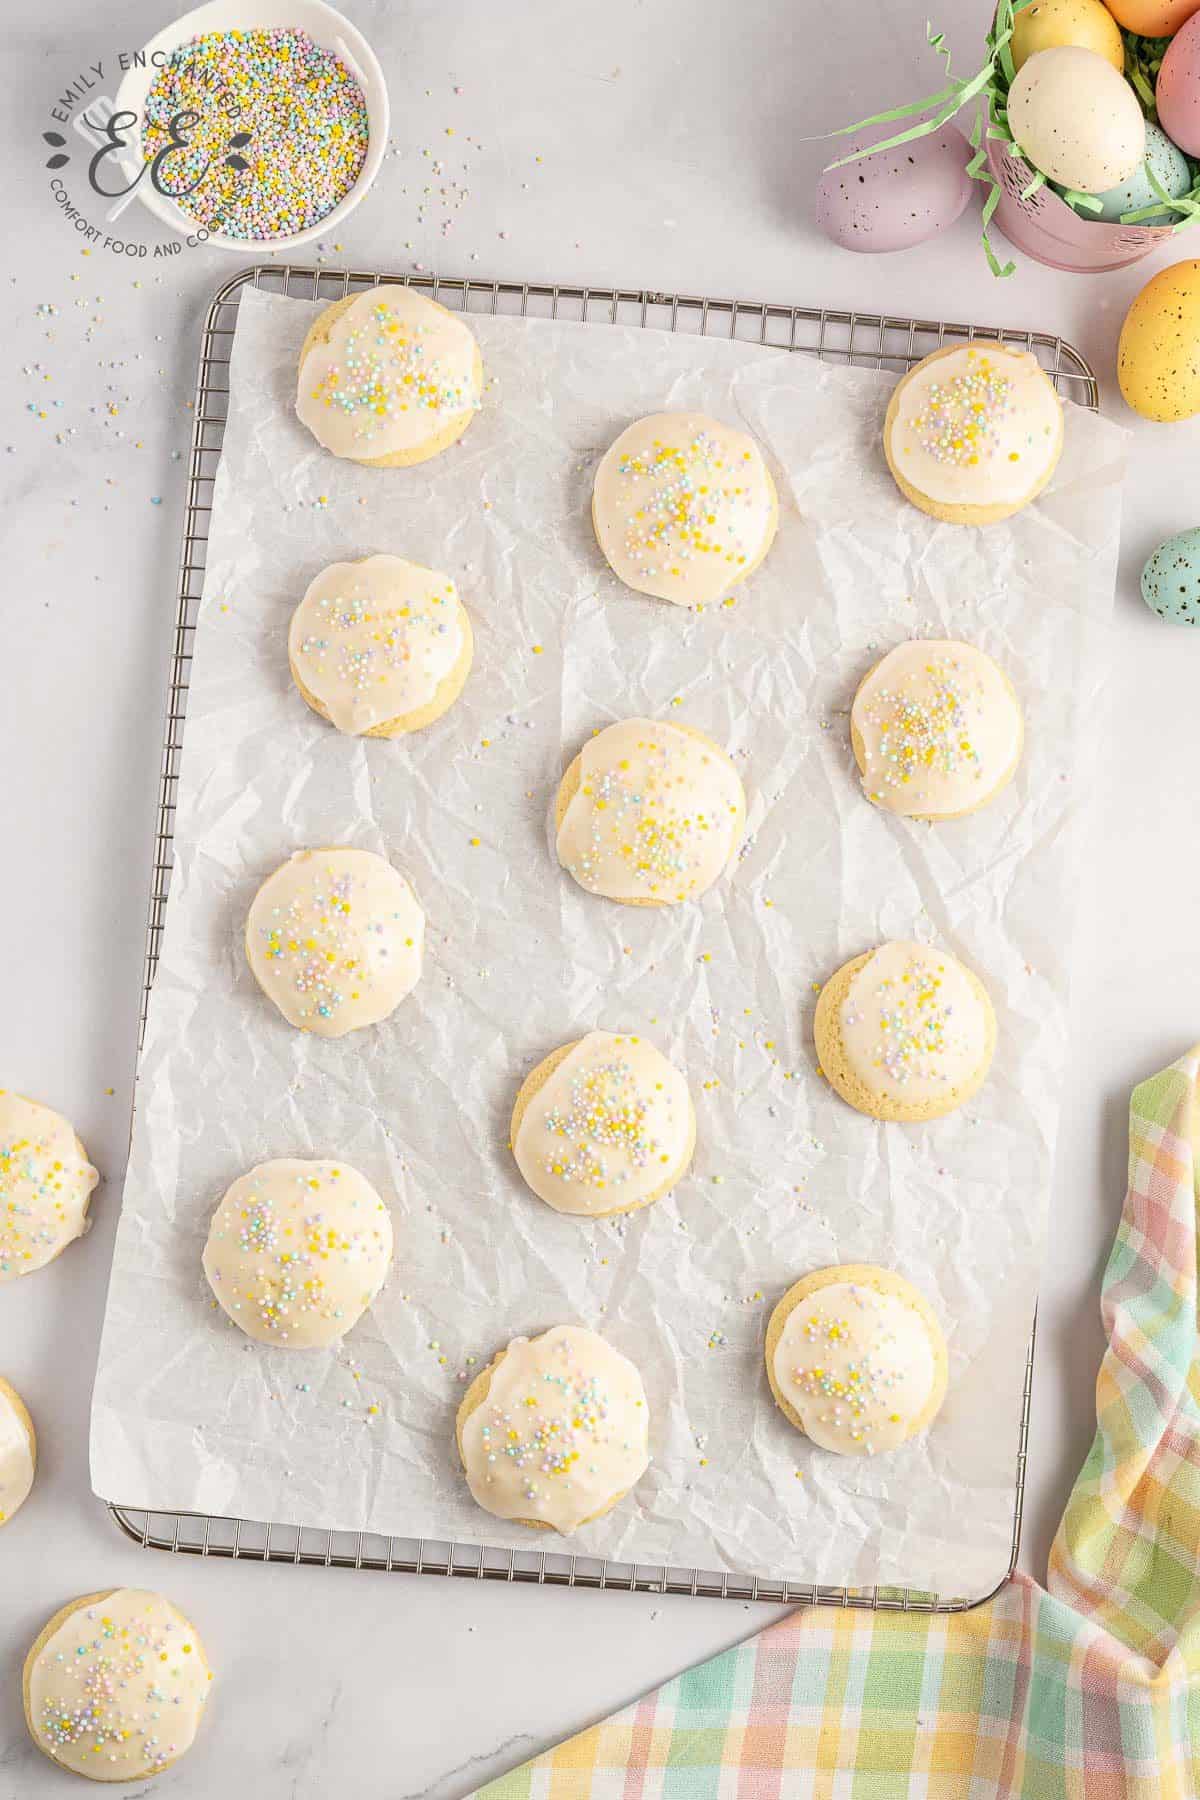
[[0, 1091, 99, 1282], [0, 1377, 35, 1525]]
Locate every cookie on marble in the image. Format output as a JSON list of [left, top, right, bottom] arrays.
[[0, 1377, 35, 1526], [0, 1091, 99, 1282], [289, 554, 473, 738], [23, 1588, 213, 1781], [850, 639, 1024, 820], [510, 1030, 695, 1218], [883, 344, 1063, 526], [296, 286, 482, 467], [814, 940, 996, 1122], [555, 718, 745, 907], [244, 847, 424, 1037], [456, 1324, 650, 1531], [765, 1263, 947, 1454], [592, 411, 778, 606], [202, 1157, 393, 1349]]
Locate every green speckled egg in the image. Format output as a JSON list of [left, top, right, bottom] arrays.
[[1093, 122, 1192, 225], [1141, 528, 1200, 624]]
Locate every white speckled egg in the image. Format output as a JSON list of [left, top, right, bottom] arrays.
[[1157, 14, 1200, 159], [815, 128, 973, 254], [1141, 528, 1200, 624], [1007, 47, 1145, 193], [1093, 122, 1192, 224]]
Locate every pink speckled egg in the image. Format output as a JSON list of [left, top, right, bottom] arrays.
[[1157, 15, 1200, 158], [815, 127, 974, 254]]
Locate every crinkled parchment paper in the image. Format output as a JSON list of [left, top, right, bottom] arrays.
[[90, 287, 1125, 1596]]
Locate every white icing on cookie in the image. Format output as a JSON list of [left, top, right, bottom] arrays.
[[852, 639, 1022, 817], [202, 1158, 393, 1349], [296, 287, 480, 461], [290, 555, 466, 735], [513, 1031, 692, 1216], [556, 719, 744, 905], [461, 1325, 650, 1531], [27, 1589, 212, 1779], [774, 1281, 938, 1456], [592, 411, 774, 605], [245, 848, 424, 1037], [840, 941, 989, 1107], [0, 1092, 98, 1282], [891, 346, 1062, 508], [0, 1385, 34, 1524]]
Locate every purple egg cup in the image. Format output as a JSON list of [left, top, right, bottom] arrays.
[[984, 136, 1176, 273]]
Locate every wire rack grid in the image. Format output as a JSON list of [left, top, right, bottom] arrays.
[[109, 262, 1091, 1611]]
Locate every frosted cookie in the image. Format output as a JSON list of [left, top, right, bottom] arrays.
[[592, 411, 778, 606], [245, 847, 424, 1037], [202, 1158, 392, 1349], [815, 941, 996, 1122], [0, 1377, 35, 1525], [0, 1091, 99, 1282], [850, 639, 1024, 820], [296, 286, 481, 467], [457, 1324, 650, 1531], [289, 554, 473, 738], [883, 344, 1064, 525], [555, 718, 745, 907], [511, 1031, 695, 1218], [766, 1264, 947, 1455], [24, 1588, 213, 1781]]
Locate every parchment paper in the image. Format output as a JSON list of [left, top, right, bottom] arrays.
[[90, 287, 1125, 1597]]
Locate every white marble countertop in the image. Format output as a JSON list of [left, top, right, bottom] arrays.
[[4, 0, 1200, 1793]]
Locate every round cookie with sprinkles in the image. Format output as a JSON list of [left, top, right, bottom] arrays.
[[765, 1264, 947, 1455], [850, 639, 1024, 820], [0, 1091, 99, 1282], [0, 1377, 36, 1526], [456, 1324, 651, 1532], [883, 343, 1064, 526], [244, 847, 424, 1038], [555, 718, 746, 907], [24, 1588, 213, 1781], [592, 411, 778, 606], [511, 1030, 695, 1218], [289, 554, 473, 737], [814, 940, 996, 1123], [296, 286, 482, 467], [202, 1158, 393, 1349]]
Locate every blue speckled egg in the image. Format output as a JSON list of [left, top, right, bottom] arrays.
[[815, 127, 974, 254], [1093, 121, 1192, 225], [1141, 527, 1200, 624]]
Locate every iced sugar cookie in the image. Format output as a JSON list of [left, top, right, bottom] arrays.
[[245, 847, 424, 1037], [766, 1264, 947, 1455], [555, 718, 745, 907], [850, 639, 1024, 819], [296, 286, 482, 467], [0, 1091, 99, 1282], [883, 344, 1064, 525], [0, 1377, 35, 1525], [202, 1158, 392, 1349], [511, 1030, 695, 1218], [457, 1324, 650, 1531], [592, 411, 778, 606], [24, 1589, 213, 1781], [815, 941, 995, 1122], [289, 554, 473, 737]]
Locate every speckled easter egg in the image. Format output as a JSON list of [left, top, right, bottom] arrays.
[[1007, 47, 1145, 191], [1157, 14, 1200, 159], [1118, 260, 1200, 420], [1105, 0, 1200, 31], [815, 128, 973, 254], [1093, 121, 1192, 223], [1011, 0, 1124, 74], [1141, 528, 1200, 622]]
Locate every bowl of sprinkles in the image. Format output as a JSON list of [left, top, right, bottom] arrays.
[[112, 0, 387, 251]]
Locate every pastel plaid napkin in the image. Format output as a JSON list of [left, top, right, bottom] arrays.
[[479, 1047, 1200, 1799]]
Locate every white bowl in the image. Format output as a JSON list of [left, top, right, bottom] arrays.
[[112, 0, 388, 253]]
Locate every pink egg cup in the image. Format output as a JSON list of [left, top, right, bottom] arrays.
[[984, 136, 1176, 272]]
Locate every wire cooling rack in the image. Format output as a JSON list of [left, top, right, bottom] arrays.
[[107, 263, 1091, 1610]]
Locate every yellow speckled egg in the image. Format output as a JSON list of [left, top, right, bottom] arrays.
[[1007, 48, 1145, 192], [1104, 0, 1200, 32], [1118, 260, 1200, 421], [1011, 0, 1124, 74]]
